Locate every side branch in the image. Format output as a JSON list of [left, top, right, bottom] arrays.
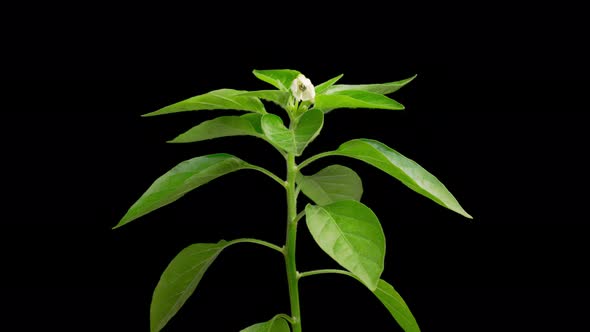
[[298, 151, 339, 170], [298, 269, 355, 280], [246, 165, 287, 188], [228, 238, 285, 255]]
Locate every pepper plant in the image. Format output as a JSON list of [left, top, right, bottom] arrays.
[[114, 69, 472, 332]]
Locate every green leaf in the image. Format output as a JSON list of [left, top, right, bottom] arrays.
[[253, 69, 301, 91], [241, 316, 291, 332], [314, 90, 404, 113], [374, 279, 421, 332], [115, 154, 250, 228], [334, 139, 472, 219], [261, 109, 324, 156], [150, 241, 231, 332], [143, 89, 265, 116], [325, 74, 417, 95], [305, 200, 385, 290], [315, 74, 344, 94], [239, 90, 291, 108], [169, 114, 263, 143], [297, 165, 363, 205]]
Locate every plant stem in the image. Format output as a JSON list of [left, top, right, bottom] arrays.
[[285, 152, 302, 332]]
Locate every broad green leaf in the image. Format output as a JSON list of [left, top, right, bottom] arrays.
[[314, 90, 404, 113], [261, 109, 324, 156], [253, 69, 301, 91], [325, 74, 417, 95], [297, 165, 363, 205], [334, 139, 472, 219], [169, 114, 263, 143], [241, 316, 291, 332], [150, 241, 231, 332], [374, 279, 421, 332], [143, 89, 265, 116], [305, 200, 385, 290], [114, 154, 250, 228], [315, 74, 344, 94], [239, 90, 291, 108]]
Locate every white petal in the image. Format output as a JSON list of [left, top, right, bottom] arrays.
[[290, 74, 315, 102]]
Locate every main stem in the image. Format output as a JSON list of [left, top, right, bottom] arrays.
[[285, 152, 302, 332]]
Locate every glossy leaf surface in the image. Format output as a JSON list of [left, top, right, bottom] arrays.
[[144, 89, 265, 116], [240, 316, 291, 332], [305, 200, 385, 290], [315, 74, 344, 94], [314, 90, 404, 113], [151, 241, 231, 332], [374, 279, 421, 332], [334, 139, 472, 219], [239, 90, 291, 108], [297, 165, 363, 205], [253, 69, 301, 91], [115, 154, 250, 228], [261, 109, 323, 155], [324, 75, 416, 95], [169, 114, 263, 143]]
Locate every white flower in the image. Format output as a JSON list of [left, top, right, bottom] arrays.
[[290, 74, 315, 103]]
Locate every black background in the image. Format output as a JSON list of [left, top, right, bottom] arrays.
[[3, 5, 589, 331]]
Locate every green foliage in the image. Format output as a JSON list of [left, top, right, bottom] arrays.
[[253, 69, 301, 91], [150, 241, 230, 332], [324, 74, 416, 94], [261, 109, 324, 156], [115, 154, 251, 228], [297, 165, 363, 205], [169, 114, 264, 143], [240, 90, 291, 109], [334, 139, 472, 219], [374, 279, 421, 332], [314, 74, 344, 94], [315, 90, 405, 113], [241, 316, 292, 332], [116, 69, 471, 332], [305, 200, 385, 290], [143, 89, 266, 116]]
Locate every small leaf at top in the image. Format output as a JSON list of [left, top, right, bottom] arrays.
[[114, 154, 251, 228], [168, 114, 263, 143], [314, 90, 404, 113], [315, 74, 344, 94], [335, 139, 472, 219], [373, 279, 421, 332], [143, 89, 265, 116], [253, 69, 301, 91], [261, 109, 324, 156], [297, 165, 363, 205], [305, 200, 385, 290], [240, 316, 291, 332], [324, 74, 417, 95], [239, 90, 291, 109], [151, 240, 231, 332]]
